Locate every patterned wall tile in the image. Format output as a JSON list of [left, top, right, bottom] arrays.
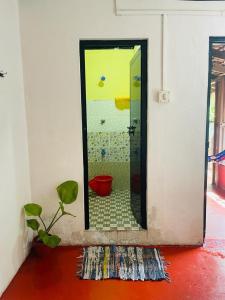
[[88, 132, 101, 147], [110, 147, 129, 162], [110, 132, 129, 147], [88, 147, 101, 162], [99, 132, 110, 147], [87, 131, 130, 163]]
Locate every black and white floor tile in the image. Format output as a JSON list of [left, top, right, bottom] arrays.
[[89, 190, 141, 231]]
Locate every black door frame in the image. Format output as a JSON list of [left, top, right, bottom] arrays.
[[79, 39, 148, 230], [204, 36, 225, 239]]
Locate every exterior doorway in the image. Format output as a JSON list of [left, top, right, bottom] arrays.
[[205, 37, 225, 239]]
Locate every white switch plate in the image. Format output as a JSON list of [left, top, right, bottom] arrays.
[[158, 90, 170, 103]]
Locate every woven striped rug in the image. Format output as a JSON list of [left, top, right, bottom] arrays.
[[79, 246, 169, 281]]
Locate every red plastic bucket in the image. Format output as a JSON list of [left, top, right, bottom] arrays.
[[89, 175, 113, 197]]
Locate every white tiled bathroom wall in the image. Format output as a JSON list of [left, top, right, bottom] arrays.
[[87, 100, 130, 132]]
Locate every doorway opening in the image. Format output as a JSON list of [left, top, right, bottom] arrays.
[[80, 40, 147, 231], [205, 37, 225, 240]]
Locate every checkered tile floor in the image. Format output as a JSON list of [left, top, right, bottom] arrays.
[[89, 190, 141, 231]]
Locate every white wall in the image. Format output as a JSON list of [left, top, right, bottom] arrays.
[[18, 0, 225, 245], [0, 0, 31, 295], [116, 0, 225, 15], [87, 100, 130, 132]]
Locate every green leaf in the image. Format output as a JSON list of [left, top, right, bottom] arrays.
[[38, 229, 48, 240], [57, 180, 78, 204], [43, 234, 61, 248], [24, 203, 42, 216], [38, 230, 61, 248], [26, 219, 40, 231]]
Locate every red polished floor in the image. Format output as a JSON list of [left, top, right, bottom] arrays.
[[206, 192, 225, 239], [1, 195, 225, 300], [1, 244, 225, 300]]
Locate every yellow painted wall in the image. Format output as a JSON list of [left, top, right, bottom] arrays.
[[85, 49, 135, 100]]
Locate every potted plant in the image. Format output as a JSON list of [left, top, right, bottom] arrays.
[[24, 180, 78, 256]]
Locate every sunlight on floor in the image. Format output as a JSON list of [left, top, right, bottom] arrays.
[[207, 191, 225, 208]]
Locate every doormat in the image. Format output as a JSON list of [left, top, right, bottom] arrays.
[[78, 246, 169, 281]]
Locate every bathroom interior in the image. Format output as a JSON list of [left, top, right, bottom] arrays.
[[82, 43, 146, 231]]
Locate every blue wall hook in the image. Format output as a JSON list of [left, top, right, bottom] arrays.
[[101, 148, 106, 157], [98, 75, 106, 87], [134, 75, 141, 81]]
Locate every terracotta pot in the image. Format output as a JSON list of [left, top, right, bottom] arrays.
[[31, 237, 55, 257]]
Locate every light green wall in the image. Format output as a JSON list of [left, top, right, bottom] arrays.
[[85, 49, 135, 100], [130, 49, 141, 101]]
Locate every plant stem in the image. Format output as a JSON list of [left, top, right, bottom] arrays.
[[46, 207, 61, 233], [36, 229, 41, 241], [38, 216, 47, 231], [46, 214, 64, 233]]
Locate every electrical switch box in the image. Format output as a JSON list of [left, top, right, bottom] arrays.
[[158, 90, 170, 103]]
